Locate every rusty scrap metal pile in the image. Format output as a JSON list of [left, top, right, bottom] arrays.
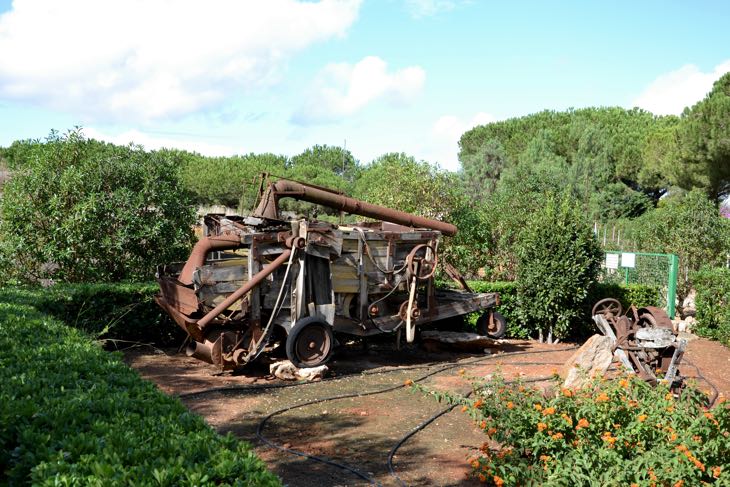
[[592, 298, 686, 389], [155, 177, 502, 371]]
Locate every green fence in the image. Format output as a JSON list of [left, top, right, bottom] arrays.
[[600, 252, 679, 318]]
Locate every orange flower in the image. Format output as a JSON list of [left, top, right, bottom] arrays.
[[459, 368, 466, 375], [506, 401, 514, 409], [576, 418, 589, 430], [561, 413, 573, 426], [534, 403, 543, 411], [692, 435, 702, 443], [542, 407, 556, 415], [693, 459, 706, 472], [518, 385, 526, 392], [480, 420, 487, 430], [712, 466, 722, 478], [551, 432, 564, 440], [669, 432, 677, 442], [404, 379, 413, 386], [493, 475, 504, 487], [596, 392, 609, 403], [487, 427, 497, 436], [619, 378, 629, 388], [601, 431, 617, 446], [474, 399, 484, 408], [666, 405, 675, 413], [673, 481, 683, 487], [477, 473, 487, 483], [537, 422, 548, 432], [631, 483, 639, 487], [471, 459, 480, 469], [637, 414, 647, 422], [628, 399, 639, 408], [561, 388, 573, 397], [539, 455, 550, 462], [665, 392, 674, 400], [461, 406, 468, 412], [704, 411, 714, 420]]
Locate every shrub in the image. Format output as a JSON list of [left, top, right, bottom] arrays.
[[460, 281, 659, 340], [0, 128, 196, 284], [0, 292, 280, 486], [0, 283, 183, 346], [693, 267, 730, 345], [514, 195, 603, 341], [417, 374, 727, 486]]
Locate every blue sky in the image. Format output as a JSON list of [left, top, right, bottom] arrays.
[[1, 0, 729, 170]]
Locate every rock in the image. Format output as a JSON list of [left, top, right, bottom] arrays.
[[682, 289, 697, 317], [561, 334, 613, 389], [678, 321, 687, 333], [269, 360, 328, 381], [420, 330, 501, 352]]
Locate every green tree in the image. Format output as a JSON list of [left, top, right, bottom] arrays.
[[677, 72, 730, 201], [514, 195, 602, 342], [178, 151, 287, 209], [631, 189, 730, 297], [0, 129, 196, 283]]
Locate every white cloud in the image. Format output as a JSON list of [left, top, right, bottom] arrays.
[[0, 0, 361, 122], [632, 60, 730, 115], [84, 127, 239, 157], [292, 56, 425, 124], [428, 112, 495, 171]]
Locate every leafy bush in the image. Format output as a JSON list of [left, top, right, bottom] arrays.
[[514, 196, 603, 341], [0, 292, 280, 486], [0, 283, 183, 345], [463, 281, 659, 340], [693, 267, 730, 345], [0, 129, 196, 283], [418, 374, 727, 486]]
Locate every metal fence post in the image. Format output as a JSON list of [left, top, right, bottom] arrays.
[[667, 254, 679, 319]]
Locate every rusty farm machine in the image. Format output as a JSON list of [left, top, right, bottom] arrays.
[[155, 177, 502, 370]]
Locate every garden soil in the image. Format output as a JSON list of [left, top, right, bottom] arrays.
[[124, 335, 728, 486]]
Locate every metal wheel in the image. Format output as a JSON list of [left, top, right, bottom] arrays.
[[286, 317, 334, 368], [476, 311, 507, 339], [592, 298, 623, 318]]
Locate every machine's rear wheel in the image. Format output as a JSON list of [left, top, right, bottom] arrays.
[[476, 311, 507, 339], [286, 317, 334, 368]]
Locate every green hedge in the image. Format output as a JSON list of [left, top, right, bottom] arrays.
[[465, 281, 660, 339], [0, 292, 280, 486], [693, 267, 730, 345], [0, 283, 183, 345]]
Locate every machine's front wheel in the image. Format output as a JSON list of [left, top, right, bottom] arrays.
[[286, 317, 335, 368], [476, 311, 507, 339]]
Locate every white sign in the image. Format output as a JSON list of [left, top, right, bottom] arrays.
[[605, 253, 619, 269], [621, 253, 636, 268]]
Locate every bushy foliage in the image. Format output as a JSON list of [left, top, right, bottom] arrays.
[[418, 374, 727, 486], [0, 283, 183, 345], [0, 293, 280, 486], [629, 189, 730, 297], [463, 281, 659, 340], [693, 267, 730, 345], [0, 129, 196, 283], [514, 195, 603, 340]]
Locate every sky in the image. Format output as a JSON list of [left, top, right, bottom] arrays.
[[0, 0, 729, 171]]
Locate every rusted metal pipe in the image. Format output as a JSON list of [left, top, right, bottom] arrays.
[[178, 233, 242, 285], [254, 179, 458, 237], [197, 248, 292, 331], [186, 341, 213, 364]]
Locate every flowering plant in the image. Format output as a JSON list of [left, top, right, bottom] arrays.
[[416, 374, 728, 486]]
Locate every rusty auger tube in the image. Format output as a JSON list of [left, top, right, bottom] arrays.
[[196, 248, 293, 332], [254, 179, 458, 236], [178, 233, 242, 285]]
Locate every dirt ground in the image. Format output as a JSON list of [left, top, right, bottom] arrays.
[[123, 335, 729, 487]]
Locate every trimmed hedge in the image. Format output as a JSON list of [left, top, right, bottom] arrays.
[[0, 283, 183, 345], [465, 281, 660, 339], [0, 292, 280, 486], [693, 267, 730, 345]]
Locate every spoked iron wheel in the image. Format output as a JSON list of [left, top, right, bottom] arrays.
[[286, 317, 334, 368], [592, 298, 623, 318]]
